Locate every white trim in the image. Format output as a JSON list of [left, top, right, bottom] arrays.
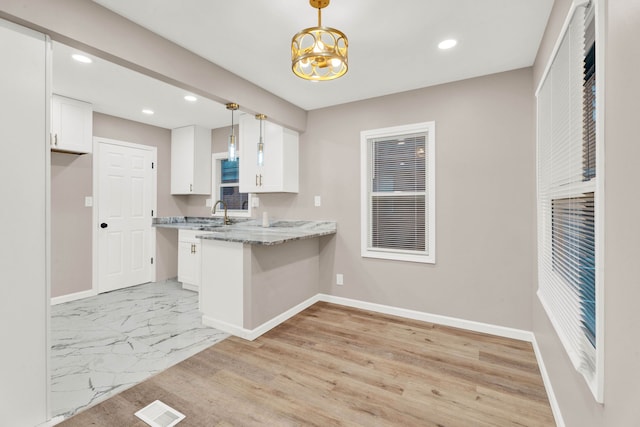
[[92, 137, 158, 294], [202, 294, 321, 341], [211, 291, 533, 343], [592, 0, 605, 403], [37, 415, 65, 427], [360, 121, 436, 264], [51, 289, 97, 305], [531, 336, 566, 427], [44, 34, 53, 422], [181, 282, 198, 292], [318, 294, 533, 342], [535, 0, 591, 95], [211, 151, 253, 218]]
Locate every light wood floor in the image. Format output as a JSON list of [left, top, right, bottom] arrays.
[[59, 302, 555, 426]]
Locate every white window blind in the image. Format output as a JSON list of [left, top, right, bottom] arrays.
[[536, 1, 602, 401], [361, 122, 435, 264]]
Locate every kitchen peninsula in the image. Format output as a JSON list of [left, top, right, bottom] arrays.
[[154, 217, 337, 339]]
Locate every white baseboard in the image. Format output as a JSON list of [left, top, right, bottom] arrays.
[[50, 289, 97, 305], [37, 416, 65, 427], [181, 282, 198, 292], [202, 294, 321, 341], [531, 336, 565, 427], [318, 294, 534, 342]]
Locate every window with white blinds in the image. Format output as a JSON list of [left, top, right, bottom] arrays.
[[361, 122, 435, 264], [536, 0, 602, 401]]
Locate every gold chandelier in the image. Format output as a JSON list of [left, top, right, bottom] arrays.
[[291, 0, 348, 81]]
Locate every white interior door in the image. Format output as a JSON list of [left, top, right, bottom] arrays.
[[97, 140, 154, 293]]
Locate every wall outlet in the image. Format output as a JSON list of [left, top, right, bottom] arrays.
[[336, 273, 344, 285], [314, 195, 321, 207], [252, 196, 260, 208], [205, 198, 212, 207], [84, 196, 93, 207]]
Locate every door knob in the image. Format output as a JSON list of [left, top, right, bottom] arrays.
[[100, 223, 108, 228]]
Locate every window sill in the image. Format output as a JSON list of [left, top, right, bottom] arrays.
[[362, 250, 435, 264]]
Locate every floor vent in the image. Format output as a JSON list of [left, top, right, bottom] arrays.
[[135, 400, 185, 427]]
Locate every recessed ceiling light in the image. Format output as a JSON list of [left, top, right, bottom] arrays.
[[142, 109, 154, 115], [184, 95, 197, 102], [71, 53, 92, 63], [438, 39, 458, 50]]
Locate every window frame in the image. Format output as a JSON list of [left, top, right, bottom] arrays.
[[535, 0, 604, 403], [211, 152, 252, 218], [360, 121, 436, 264]]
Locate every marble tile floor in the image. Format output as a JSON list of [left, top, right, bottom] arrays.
[[50, 279, 229, 419]]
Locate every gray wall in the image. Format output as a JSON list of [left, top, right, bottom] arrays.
[[51, 152, 92, 297], [285, 68, 536, 330], [532, 0, 640, 425], [14, 0, 535, 333], [51, 112, 182, 297], [184, 69, 537, 331]]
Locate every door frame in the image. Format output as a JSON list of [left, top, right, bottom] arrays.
[[92, 137, 157, 294]]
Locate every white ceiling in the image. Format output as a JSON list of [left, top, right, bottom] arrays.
[[53, 1, 554, 130], [52, 42, 231, 130]]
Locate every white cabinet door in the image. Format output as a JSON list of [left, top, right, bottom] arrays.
[[239, 114, 260, 193], [178, 240, 199, 289], [178, 229, 203, 291], [239, 115, 299, 193], [171, 125, 212, 194], [51, 94, 93, 154]]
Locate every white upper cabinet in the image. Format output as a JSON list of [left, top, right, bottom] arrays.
[[239, 114, 299, 193], [51, 94, 93, 154], [171, 125, 212, 195]]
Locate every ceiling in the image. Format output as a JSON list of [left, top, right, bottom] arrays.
[[53, 1, 554, 130]]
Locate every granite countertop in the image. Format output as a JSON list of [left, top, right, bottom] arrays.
[[153, 217, 337, 246]]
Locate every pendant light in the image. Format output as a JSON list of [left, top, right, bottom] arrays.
[[226, 103, 239, 161], [291, 0, 348, 81], [256, 114, 267, 166]]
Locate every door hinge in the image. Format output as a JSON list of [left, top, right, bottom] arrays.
[[151, 257, 154, 265]]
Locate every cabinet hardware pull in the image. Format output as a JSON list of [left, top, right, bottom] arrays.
[[190, 184, 193, 192], [54, 134, 58, 146], [259, 174, 263, 186], [255, 174, 259, 186]]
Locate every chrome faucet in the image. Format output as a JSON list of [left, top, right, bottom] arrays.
[[212, 200, 231, 225]]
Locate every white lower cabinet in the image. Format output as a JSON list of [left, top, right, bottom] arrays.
[[178, 230, 202, 292]]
